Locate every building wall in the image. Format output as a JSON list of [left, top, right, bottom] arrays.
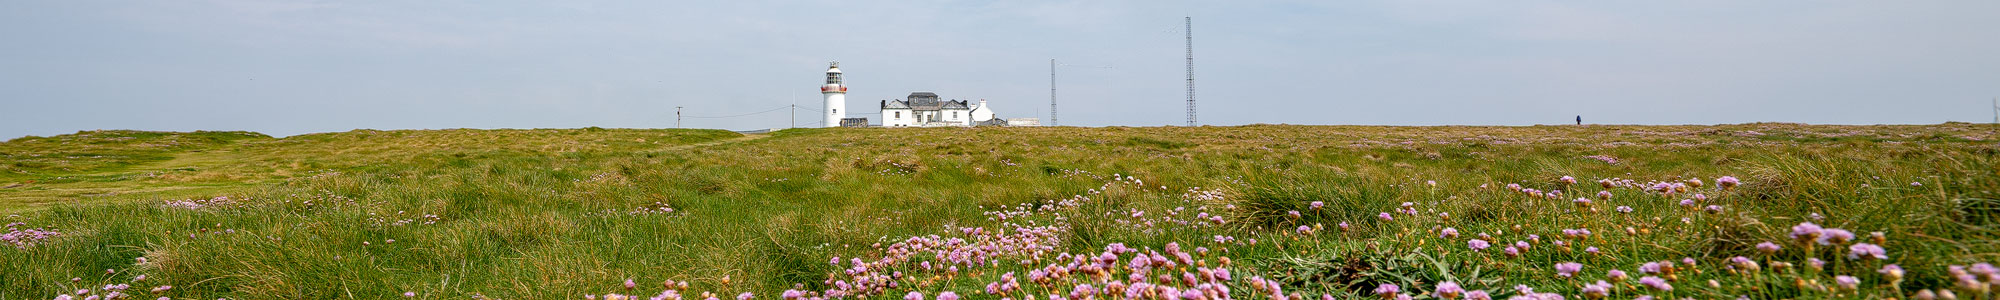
[[823, 93, 845, 128], [970, 103, 995, 122], [941, 108, 970, 126], [883, 108, 915, 127]]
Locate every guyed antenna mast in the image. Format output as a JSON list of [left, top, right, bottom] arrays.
[[1185, 16, 1197, 127]]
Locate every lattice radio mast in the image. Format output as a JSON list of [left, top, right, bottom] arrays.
[[1051, 59, 1058, 127], [1184, 17, 1197, 127]]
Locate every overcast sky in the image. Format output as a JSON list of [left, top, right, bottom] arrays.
[[4, 1, 1998, 139]]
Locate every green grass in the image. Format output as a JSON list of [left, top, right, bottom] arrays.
[[1, 124, 1996, 299]]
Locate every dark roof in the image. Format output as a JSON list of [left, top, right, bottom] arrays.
[[907, 92, 942, 110], [941, 100, 969, 110], [882, 99, 910, 109]]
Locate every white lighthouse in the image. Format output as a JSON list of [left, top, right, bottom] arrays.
[[821, 62, 847, 128]]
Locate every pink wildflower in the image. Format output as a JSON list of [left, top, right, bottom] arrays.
[[1730, 256, 1760, 272], [1756, 242, 1782, 255], [1716, 176, 1739, 189], [1581, 280, 1611, 298], [1849, 243, 1888, 260], [1638, 276, 1672, 291], [1791, 222, 1824, 243], [1436, 281, 1464, 299], [1835, 275, 1860, 290], [1465, 290, 1491, 300], [1819, 228, 1856, 245], [1555, 262, 1583, 278], [1373, 283, 1400, 298]]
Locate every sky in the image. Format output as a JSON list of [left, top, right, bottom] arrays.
[[4, 1, 1998, 139]]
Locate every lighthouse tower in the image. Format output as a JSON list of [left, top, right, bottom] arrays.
[[821, 62, 847, 128]]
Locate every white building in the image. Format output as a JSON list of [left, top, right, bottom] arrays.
[[1006, 118, 1041, 127], [820, 62, 847, 128], [880, 92, 1005, 127]]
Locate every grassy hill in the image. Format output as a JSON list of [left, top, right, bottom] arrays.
[[2, 124, 1996, 299]]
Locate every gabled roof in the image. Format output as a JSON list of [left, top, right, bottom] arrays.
[[941, 100, 969, 110], [969, 100, 990, 113], [882, 99, 910, 109]]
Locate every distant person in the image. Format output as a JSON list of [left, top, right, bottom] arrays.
[[1576, 115, 1582, 125]]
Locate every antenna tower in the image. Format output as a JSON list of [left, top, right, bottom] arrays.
[[1051, 59, 1058, 127], [1184, 17, 1196, 127]]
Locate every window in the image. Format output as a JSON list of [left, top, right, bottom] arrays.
[[894, 112, 901, 119]]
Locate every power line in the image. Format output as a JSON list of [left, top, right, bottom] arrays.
[[683, 106, 792, 119]]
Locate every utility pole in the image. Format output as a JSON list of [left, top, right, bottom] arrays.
[[676, 106, 683, 128], [792, 92, 797, 129]]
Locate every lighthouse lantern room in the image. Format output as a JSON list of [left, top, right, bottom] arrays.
[[821, 62, 847, 128]]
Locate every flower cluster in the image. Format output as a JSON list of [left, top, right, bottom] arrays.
[[160, 196, 236, 210], [367, 210, 445, 227], [46, 266, 173, 300], [624, 202, 681, 215], [3, 222, 62, 249]]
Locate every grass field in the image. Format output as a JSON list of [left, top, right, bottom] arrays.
[[3, 124, 1997, 299]]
